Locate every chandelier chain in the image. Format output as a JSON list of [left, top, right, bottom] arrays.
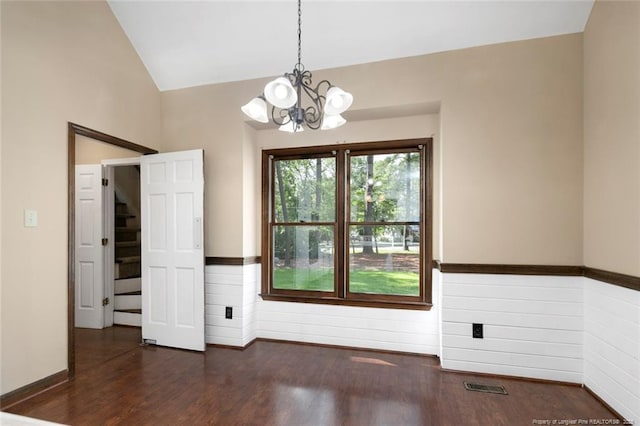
[[297, 0, 302, 69]]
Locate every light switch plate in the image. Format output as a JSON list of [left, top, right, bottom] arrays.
[[24, 209, 38, 227]]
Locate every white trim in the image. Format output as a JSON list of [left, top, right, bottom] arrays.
[[101, 156, 141, 166], [102, 165, 115, 327], [437, 112, 444, 261]]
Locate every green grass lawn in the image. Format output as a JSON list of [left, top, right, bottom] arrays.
[[273, 268, 419, 296], [350, 270, 419, 295]]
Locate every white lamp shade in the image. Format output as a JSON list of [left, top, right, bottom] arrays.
[[241, 97, 268, 123], [321, 113, 346, 130], [325, 87, 353, 115], [264, 77, 298, 109]]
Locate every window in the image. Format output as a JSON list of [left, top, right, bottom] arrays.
[[261, 139, 432, 309]]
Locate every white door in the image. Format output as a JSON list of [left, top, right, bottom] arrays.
[[141, 149, 205, 351], [75, 165, 105, 329]]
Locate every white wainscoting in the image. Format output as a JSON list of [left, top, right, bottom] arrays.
[[205, 264, 244, 346], [584, 278, 640, 423], [205, 263, 258, 347], [441, 273, 585, 383], [205, 263, 639, 422], [255, 268, 441, 355], [242, 263, 259, 346]]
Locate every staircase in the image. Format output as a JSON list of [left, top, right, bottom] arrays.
[[113, 200, 142, 327]]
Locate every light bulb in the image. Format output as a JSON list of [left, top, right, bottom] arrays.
[[330, 96, 344, 109]]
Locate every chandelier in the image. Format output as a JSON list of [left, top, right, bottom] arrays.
[[241, 0, 353, 132]]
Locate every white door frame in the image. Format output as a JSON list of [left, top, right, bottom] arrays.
[[102, 165, 115, 328]]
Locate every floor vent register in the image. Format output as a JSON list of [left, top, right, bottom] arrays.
[[463, 382, 508, 395]]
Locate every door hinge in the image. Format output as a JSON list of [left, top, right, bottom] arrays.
[[101, 238, 108, 246], [102, 297, 109, 306], [102, 178, 108, 186]]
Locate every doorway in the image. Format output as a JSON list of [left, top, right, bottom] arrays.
[[101, 160, 143, 329], [112, 164, 142, 326], [69, 123, 207, 379], [68, 122, 157, 379]]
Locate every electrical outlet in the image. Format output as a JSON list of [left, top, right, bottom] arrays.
[[225, 306, 233, 319], [472, 323, 483, 339]]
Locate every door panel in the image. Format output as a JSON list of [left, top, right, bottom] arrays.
[[141, 149, 205, 351], [75, 164, 104, 329], [79, 262, 94, 307]]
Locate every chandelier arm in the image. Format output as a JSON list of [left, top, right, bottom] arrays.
[[300, 84, 324, 118], [284, 72, 296, 86], [304, 104, 321, 123], [270, 106, 290, 126], [299, 77, 327, 128], [300, 81, 321, 103], [298, 69, 312, 87], [313, 79, 333, 94], [304, 106, 322, 130]]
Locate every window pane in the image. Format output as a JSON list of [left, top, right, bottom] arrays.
[[350, 153, 420, 222], [348, 225, 420, 296], [274, 158, 335, 223], [273, 225, 334, 292]]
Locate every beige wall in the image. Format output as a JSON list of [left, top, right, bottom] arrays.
[[76, 135, 143, 165], [583, 0, 640, 277], [163, 33, 584, 265], [161, 82, 253, 257], [439, 36, 583, 264], [242, 125, 259, 257], [0, 1, 162, 394]]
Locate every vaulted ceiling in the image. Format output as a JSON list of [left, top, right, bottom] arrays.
[[108, 0, 594, 92]]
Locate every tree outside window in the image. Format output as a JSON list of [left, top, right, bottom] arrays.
[[261, 139, 432, 309]]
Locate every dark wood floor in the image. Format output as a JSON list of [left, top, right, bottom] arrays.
[[7, 327, 618, 426]]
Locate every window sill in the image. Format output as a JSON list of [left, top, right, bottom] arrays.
[[259, 294, 432, 311]]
